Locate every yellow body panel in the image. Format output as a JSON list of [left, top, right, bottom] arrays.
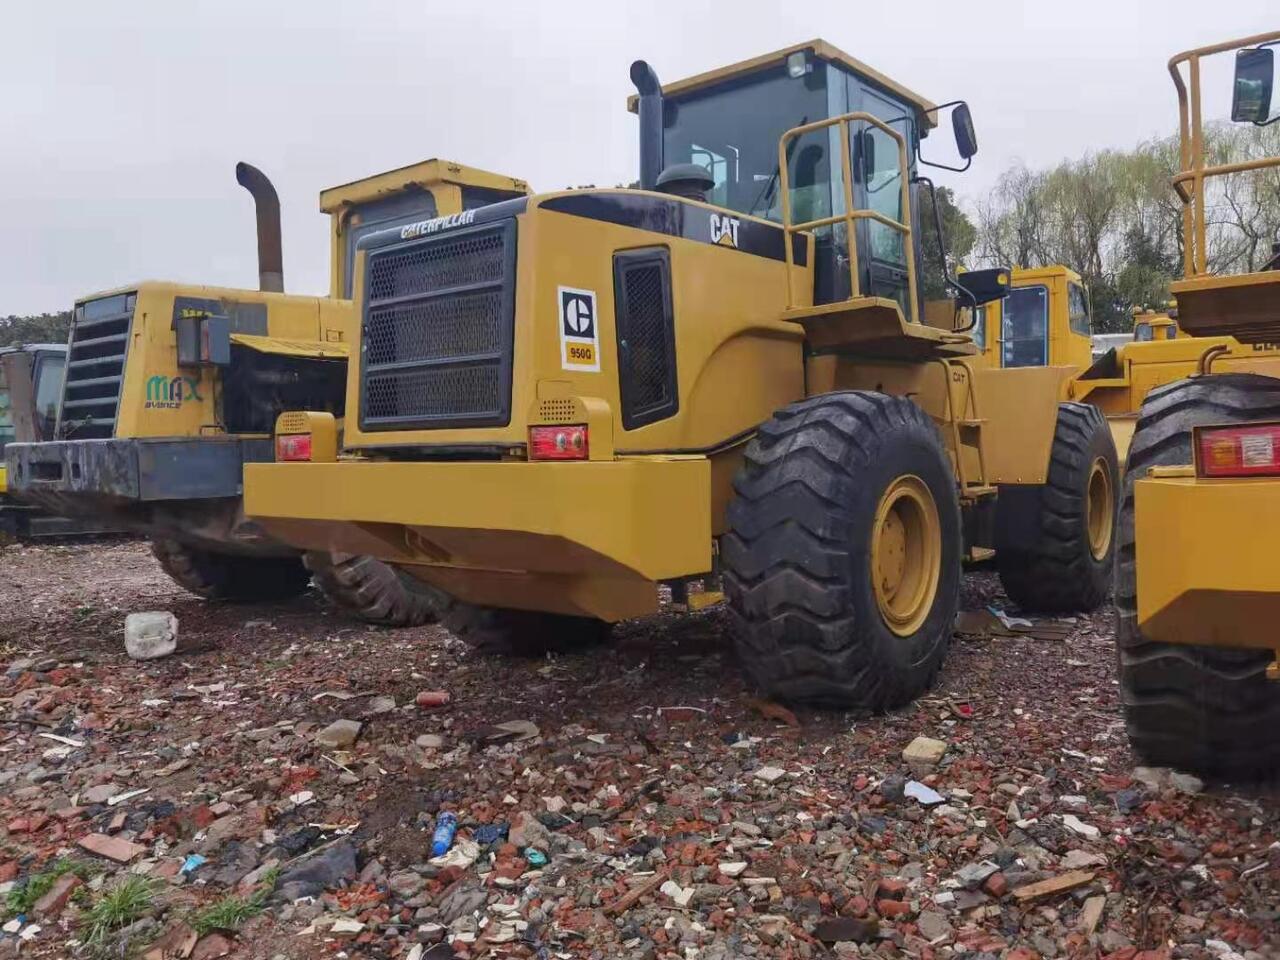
[[1070, 336, 1280, 418], [229, 333, 349, 359], [1135, 473, 1280, 649], [0, 463, 7, 496], [806, 356, 1067, 486], [98, 282, 346, 440], [244, 457, 711, 621], [342, 195, 808, 453]]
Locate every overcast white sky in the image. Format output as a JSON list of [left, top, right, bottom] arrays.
[[2, 1, 1275, 315]]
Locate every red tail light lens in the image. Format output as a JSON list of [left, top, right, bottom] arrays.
[[276, 434, 313, 462], [528, 425, 588, 460], [1196, 423, 1280, 478]]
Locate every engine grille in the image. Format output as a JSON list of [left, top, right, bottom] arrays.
[[58, 292, 135, 439], [360, 221, 516, 430], [614, 248, 678, 429]]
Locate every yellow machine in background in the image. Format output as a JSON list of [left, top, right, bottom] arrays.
[[1116, 31, 1280, 776], [1070, 310, 1280, 461], [244, 41, 1119, 710], [965, 264, 1280, 462], [971, 265, 1094, 370], [1132, 308, 1183, 342], [6, 160, 527, 622]]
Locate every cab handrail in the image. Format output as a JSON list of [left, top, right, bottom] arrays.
[[777, 111, 918, 323], [1168, 30, 1280, 278]]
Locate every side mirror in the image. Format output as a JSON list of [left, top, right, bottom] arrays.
[[853, 129, 877, 182], [952, 103, 978, 159], [953, 267, 1008, 307], [1232, 47, 1274, 123]]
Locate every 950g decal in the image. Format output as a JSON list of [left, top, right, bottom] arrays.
[[558, 286, 600, 372]]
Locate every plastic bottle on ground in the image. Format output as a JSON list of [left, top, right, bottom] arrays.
[[431, 811, 458, 858]]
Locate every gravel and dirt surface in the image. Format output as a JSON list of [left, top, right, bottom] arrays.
[[1, 539, 1277, 959]]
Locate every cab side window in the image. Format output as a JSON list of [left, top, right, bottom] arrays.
[[1068, 283, 1091, 336]]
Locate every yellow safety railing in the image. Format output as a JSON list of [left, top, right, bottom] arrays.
[[777, 112, 918, 323], [1169, 30, 1280, 278]]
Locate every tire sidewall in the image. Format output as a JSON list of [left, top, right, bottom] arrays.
[[845, 414, 961, 677], [1070, 408, 1119, 582]]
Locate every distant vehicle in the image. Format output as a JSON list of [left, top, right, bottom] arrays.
[[0, 343, 112, 536]]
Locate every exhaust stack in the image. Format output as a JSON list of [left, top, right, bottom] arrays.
[[235, 161, 284, 293], [630, 61, 664, 191]]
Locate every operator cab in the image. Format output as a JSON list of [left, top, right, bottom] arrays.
[[631, 40, 991, 318]]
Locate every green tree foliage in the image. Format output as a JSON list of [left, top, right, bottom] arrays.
[[920, 185, 977, 300], [0, 311, 71, 348], [973, 123, 1280, 333]]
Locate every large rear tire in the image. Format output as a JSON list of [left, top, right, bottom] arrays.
[[151, 539, 312, 602], [1117, 374, 1280, 776], [305, 553, 445, 627], [995, 402, 1118, 613], [442, 601, 612, 656], [722, 392, 961, 710]]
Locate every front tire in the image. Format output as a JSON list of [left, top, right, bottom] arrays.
[[995, 402, 1118, 613], [722, 392, 961, 710], [1117, 374, 1280, 776], [151, 539, 312, 602], [305, 553, 445, 627]]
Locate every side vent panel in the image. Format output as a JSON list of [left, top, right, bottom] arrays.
[[613, 248, 678, 430]]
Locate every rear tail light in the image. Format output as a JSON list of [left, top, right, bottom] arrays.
[[276, 434, 313, 462], [1195, 422, 1280, 478], [528, 424, 588, 460]]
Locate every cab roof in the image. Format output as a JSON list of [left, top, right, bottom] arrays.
[[319, 160, 530, 213], [626, 40, 938, 130]]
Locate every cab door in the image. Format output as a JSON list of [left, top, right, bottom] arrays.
[[850, 83, 916, 316]]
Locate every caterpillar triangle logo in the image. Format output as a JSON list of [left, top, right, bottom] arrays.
[[558, 286, 600, 372]]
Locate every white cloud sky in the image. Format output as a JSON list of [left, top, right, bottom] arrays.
[[1, 0, 1274, 314]]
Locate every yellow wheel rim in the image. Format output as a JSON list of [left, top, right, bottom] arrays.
[[871, 475, 942, 637], [1087, 457, 1114, 561]]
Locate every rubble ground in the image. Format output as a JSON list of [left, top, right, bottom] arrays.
[[1, 539, 1277, 960]]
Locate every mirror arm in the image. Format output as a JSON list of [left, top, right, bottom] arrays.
[[917, 153, 973, 174], [913, 174, 979, 322], [910, 100, 975, 173]]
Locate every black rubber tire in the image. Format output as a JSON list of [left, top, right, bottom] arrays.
[[722, 392, 962, 710], [151, 539, 312, 603], [1116, 373, 1280, 776], [442, 600, 612, 656], [305, 553, 445, 627], [995, 402, 1118, 613]]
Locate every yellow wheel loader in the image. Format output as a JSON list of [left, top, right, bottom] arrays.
[[1114, 31, 1280, 775], [6, 160, 527, 622], [243, 41, 1118, 708], [971, 266, 1280, 464]]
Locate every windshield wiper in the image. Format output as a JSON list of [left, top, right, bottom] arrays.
[[747, 115, 808, 219]]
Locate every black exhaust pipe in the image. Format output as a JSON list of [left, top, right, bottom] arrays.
[[235, 161, 284, 293], [630, 60, 664, 191]]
